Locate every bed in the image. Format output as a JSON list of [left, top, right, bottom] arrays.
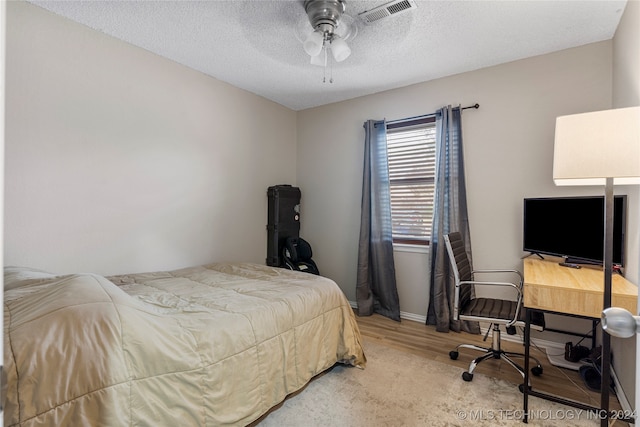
[[3, 262, 366, 426]]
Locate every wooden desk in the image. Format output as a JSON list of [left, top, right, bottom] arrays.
[[522, 257, 637, 426], [524, 257, 637, 317]]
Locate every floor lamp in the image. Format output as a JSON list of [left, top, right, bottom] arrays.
[[553, 106, 640, 426]]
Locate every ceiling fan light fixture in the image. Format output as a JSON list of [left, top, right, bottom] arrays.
[[310, 49, 327, 67], [300, 0, 354, 82], [303, 30, 325, 57], [330, 36, 350, 62]]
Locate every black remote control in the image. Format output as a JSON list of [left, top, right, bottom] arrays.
[[559, 262, 581, 269]]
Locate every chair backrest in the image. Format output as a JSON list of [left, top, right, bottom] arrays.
[[443, 232, 474, 320]]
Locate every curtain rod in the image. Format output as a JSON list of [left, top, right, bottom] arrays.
[[386, 103, 480, 126]]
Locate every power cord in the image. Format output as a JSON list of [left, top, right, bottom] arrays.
[[510, 325, 625, 426], [515, 326, 599, 407]]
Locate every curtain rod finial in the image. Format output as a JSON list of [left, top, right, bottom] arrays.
[[461, 103, 480, 110]]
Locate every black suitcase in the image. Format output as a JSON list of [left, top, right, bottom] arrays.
[[266, 185, 301, 267]]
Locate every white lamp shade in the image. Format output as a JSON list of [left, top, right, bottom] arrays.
[[330, 36, 351, 62], [303, 31, 324, 57], [553, 106, 640, 186]]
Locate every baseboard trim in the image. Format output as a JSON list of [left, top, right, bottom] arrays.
[[400, 311, 427, 323], [348, 301, 427, 324]]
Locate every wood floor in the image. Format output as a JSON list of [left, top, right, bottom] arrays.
[[355, 312, 629, 425]]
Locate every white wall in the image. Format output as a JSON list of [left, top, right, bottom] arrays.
[[4, 2, 297, 275], [612, 0, 640, 412], [613, 0, 640, 287], [1, 0, 6, 371], [298, 41, 615, 310], [614, 0, 640, 109]]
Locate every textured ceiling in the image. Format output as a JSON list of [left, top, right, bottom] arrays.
[[29, 0, 627, 111]]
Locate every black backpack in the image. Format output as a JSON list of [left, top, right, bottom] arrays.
[[282, 237, 319, 275]]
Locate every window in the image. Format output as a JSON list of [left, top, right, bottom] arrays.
[[386, 117, 436, 245]]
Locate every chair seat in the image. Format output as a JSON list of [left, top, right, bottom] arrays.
[[461, 297, 521, 323]]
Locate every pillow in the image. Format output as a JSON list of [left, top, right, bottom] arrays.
[[4, 266, 58, 291]]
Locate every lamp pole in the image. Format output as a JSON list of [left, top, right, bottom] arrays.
[[600, 177, 614, 426]]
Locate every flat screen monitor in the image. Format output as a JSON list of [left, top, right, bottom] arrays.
[[523, 196, 626, 266]]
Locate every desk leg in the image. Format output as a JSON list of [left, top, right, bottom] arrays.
[[523, 308, 531, 424]]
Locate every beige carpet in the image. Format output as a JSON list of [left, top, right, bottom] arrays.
[[256, 339, 602, 426]]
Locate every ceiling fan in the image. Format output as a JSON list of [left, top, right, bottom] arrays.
[[299, 0, 356, 68], [296, 0, 417, 82]]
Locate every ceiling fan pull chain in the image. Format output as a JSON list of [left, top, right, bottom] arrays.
[[329, 54, 334, 84], [323, 49, 327, 83], [302, 0, 353, 80]]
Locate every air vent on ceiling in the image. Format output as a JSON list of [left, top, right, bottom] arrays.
[[357, 0, 417, 24]]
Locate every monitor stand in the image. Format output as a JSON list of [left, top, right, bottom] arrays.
[[521, 252, 544, 260]]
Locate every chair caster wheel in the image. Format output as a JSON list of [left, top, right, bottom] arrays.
[[449, 351, 459, 360], [462, 372, 473, 382], [531, 366, 543, 376], [518, 383, 532, 393]]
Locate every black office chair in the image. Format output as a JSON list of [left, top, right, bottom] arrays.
[[444, 232, 544, 383]]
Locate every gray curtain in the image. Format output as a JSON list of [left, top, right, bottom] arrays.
[[426, 106, 479, 334], [356, 120, 401, 321]]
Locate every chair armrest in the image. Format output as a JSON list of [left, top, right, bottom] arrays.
[[459, 280, 524, 326], [458, 280, 522, 296], [471, 269, 524, 284]]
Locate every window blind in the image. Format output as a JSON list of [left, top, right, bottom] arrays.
[[386, 123, 436, 244]]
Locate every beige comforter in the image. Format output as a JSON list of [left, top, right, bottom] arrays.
[[3, 263, 366, 426]]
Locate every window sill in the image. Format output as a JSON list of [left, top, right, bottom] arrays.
[[392, 243, 429, 254]]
